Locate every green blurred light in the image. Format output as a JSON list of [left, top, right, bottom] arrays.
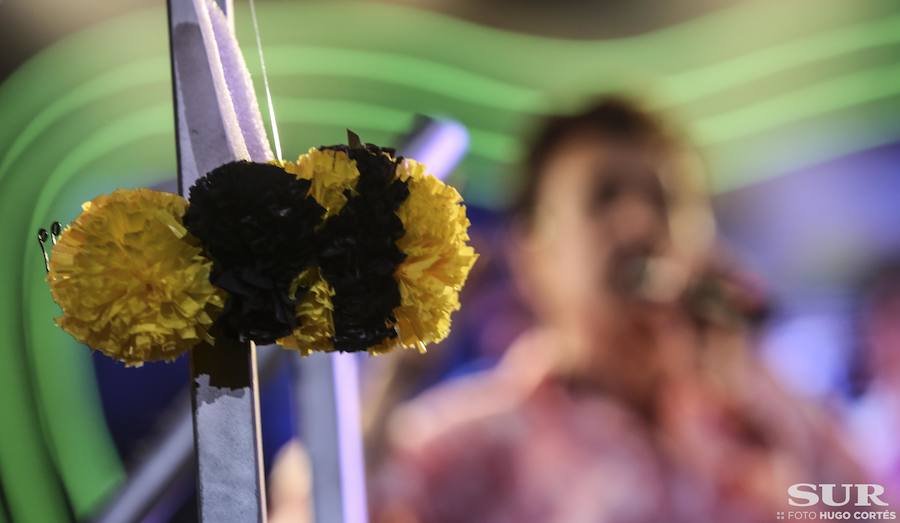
[[661, 13, 900, 106], [695, 61, 900, 146], [6, 10, 900, 193], [265, 46, 544, 111], [0, 58, 167, 181]]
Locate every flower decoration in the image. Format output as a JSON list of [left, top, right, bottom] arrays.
[[47, 189, 224, 366], [44, 132, 477, 364]]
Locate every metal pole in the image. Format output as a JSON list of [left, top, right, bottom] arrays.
[[167, 0, 265, 521]]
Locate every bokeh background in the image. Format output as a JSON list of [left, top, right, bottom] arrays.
[[2, 0, 900, 521]]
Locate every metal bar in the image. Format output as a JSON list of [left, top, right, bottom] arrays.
[[189, 341, 266, 522], [166, 0, 264, 521], [296, 354, 344, 523], [397, 116, 470, 180], [332, 353, 367, 523], [293, 352, 367, 523], [90, 396, 192, 523]]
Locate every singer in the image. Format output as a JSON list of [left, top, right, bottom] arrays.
[[368, 96, 862, 523]]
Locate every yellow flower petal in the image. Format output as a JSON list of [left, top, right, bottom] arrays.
[[277, 267, 336, 354], [388, 159, 478, 352], [48, 188, 223, 366], [281, 148, 359, 217]]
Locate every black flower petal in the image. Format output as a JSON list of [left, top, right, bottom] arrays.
[[183, 161, 325, 344], [317, 137, 409, 351]]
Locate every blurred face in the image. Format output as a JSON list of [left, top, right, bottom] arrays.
[[518, 133, 672, 348]]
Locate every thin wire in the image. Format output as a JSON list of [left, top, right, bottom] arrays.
[[248, 0, 283, 162], [50, 221, 61, 245], [37, 229, 50, 273]]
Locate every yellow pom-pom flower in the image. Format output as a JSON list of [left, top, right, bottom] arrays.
[[48, 188, 224, 366], [277, 148, 477, 355], [388, 158, 477, 352]]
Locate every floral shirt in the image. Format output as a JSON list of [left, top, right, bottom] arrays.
[[371, 329, 861, 523]]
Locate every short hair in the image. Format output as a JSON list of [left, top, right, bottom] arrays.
[[512, 96, 678, 225]]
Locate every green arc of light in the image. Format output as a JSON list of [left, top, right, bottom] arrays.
[[11, 55, 900, 194], [6, 10, 900, 187], [22, 106, 175, 270], [0, 58, 168, 177], [0, 45, 536, 183], [660, 13, 900, 106], [261, 45, 544, 111], [695, 62, 900, 145], [16, 107, 171, 517]]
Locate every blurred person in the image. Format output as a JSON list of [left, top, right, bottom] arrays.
[[268, 440, 314, 523], [369, 96, 864, 523], [845, 262, 900, 503]]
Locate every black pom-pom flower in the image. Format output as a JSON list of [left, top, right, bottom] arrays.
[[315, 139, 410, 352], [183, 161, 325, 344]]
